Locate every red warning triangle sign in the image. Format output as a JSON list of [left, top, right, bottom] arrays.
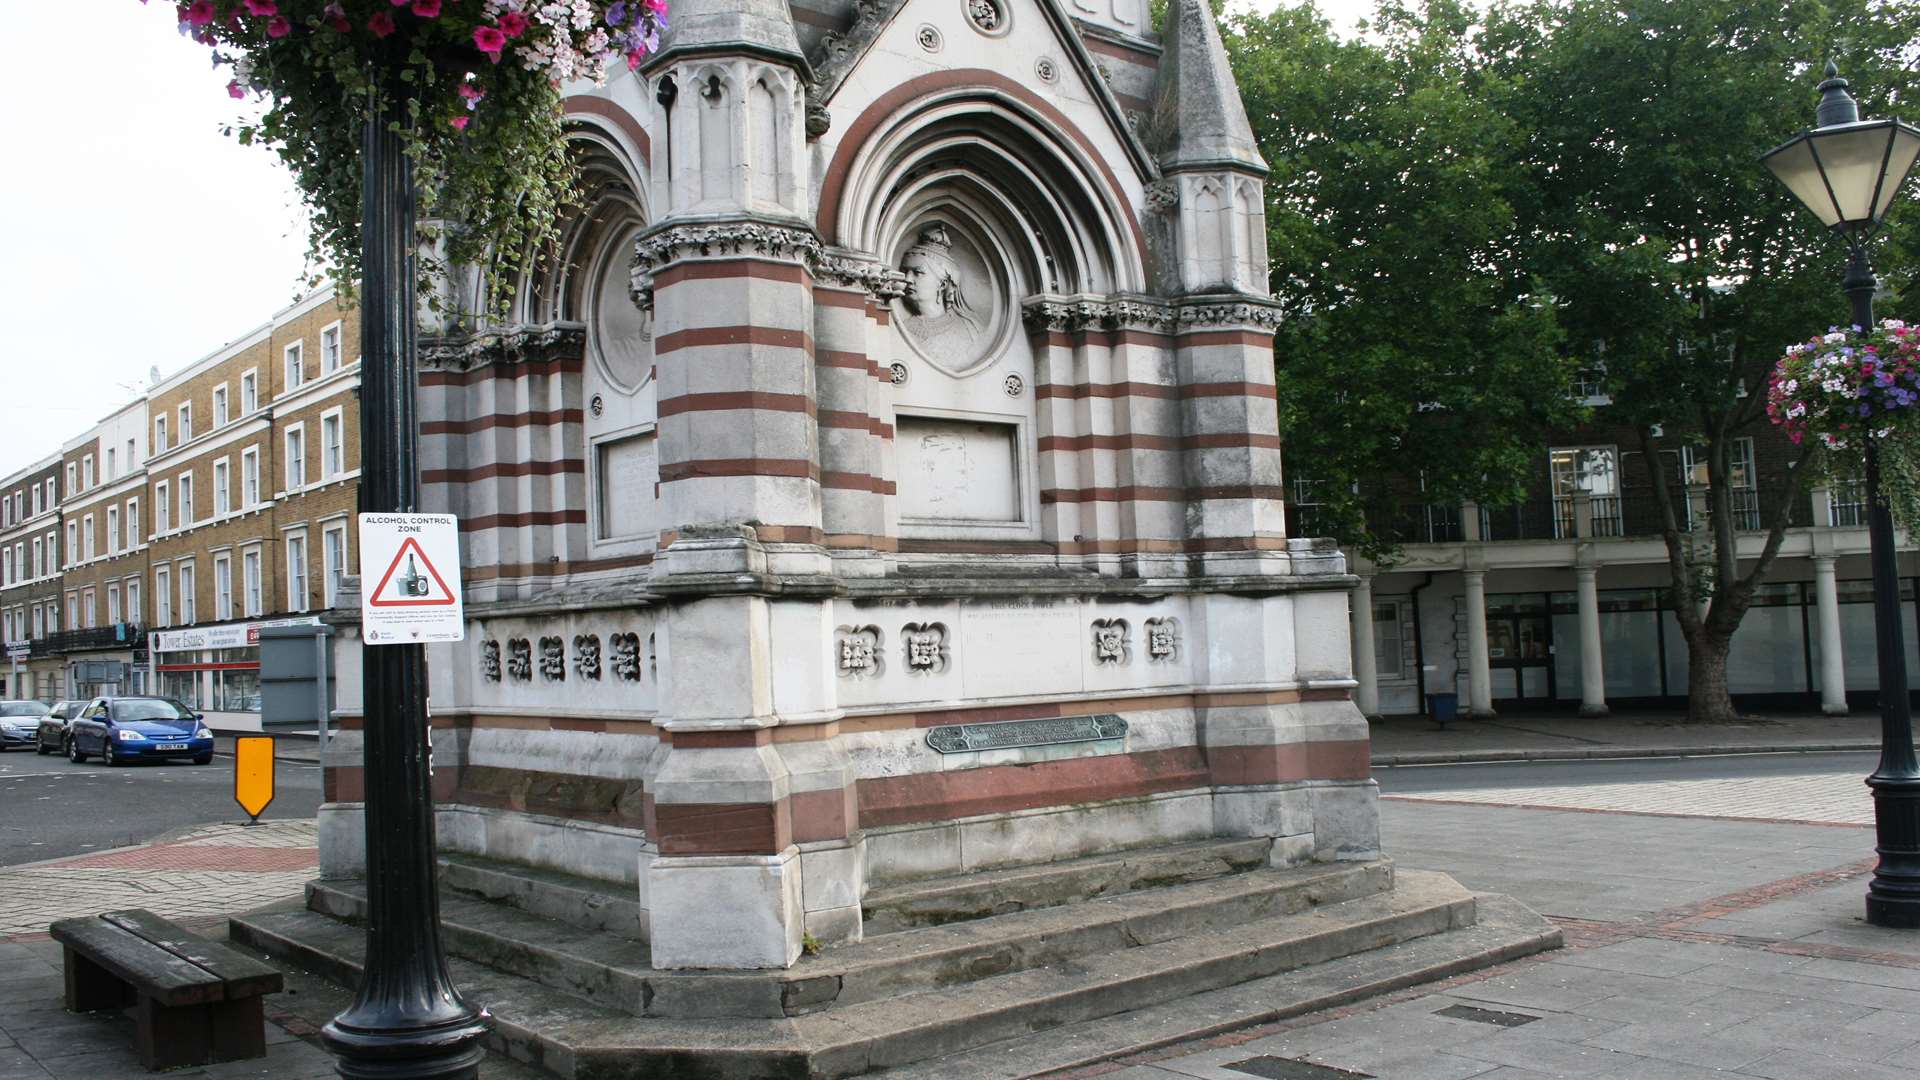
[[368, 536, 458, 608]]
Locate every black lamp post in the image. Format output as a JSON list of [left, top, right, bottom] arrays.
[[1763, 62, 1920, 929], [318, 91, 492, 1076]]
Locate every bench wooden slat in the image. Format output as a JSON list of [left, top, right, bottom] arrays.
[[100, 910, 284, 999], [48, 917, 222, 1007]]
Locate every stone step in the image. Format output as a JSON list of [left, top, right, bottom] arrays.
[[872, 892, 1564, 1079], [861, 836, 1275, 935], [438, 852, 645, 940], [231, 870, 1530, 1079], [307, 857, 1394, 1020]]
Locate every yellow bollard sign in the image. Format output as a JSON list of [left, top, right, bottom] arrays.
[[234, 736, 276, 823]]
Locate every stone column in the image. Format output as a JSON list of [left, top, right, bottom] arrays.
[[1461, 502, 1482, 542], [1811, 485, 1836, 528], [1463, 568, 1494, 717], [1814, 555, 1848, 715], [1575, 562, 1608, 717], [1351, 575, 1380, 719]]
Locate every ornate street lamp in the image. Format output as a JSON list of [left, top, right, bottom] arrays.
[[1763, 62, 1920, 929]]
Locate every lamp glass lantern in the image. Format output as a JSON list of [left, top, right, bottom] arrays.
[[1762, 65, 1920, 238]]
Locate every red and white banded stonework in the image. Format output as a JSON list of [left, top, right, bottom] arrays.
[[319, 0, 1377, 971]]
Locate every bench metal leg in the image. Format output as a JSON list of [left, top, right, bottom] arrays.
[[63, 946, 131, 1012]]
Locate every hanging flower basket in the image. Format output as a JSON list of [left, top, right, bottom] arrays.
[[1768, 319, 1920, 529], [146, 0, 669, 310]]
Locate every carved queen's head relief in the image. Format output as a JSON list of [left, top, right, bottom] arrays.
[[898, 225, 985, 351]]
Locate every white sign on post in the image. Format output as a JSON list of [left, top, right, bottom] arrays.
[[358, 513, 465, 644]]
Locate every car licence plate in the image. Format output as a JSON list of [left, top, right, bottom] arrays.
[[158, 743, 188, 751]]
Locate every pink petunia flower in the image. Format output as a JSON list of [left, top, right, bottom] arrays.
[[413, 0, 442, 15], [242, 0, 277, 14], [185, 1, 215, 25], [266, 15, 291, 37], [498, 11, 529, 37], [450, 115, 470, 131], [473, 25, 507, 59], [368, 11, 397, 36], [323, 2, 350, 31], [227, 79, 246, 99]]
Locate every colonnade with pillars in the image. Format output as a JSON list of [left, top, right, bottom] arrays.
[[1348, 553, 1854, 720]]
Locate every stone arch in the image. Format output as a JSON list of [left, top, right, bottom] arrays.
[[821, 72, 1147, 294]]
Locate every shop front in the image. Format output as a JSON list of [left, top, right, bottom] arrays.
[[148, 616, 321, 731]]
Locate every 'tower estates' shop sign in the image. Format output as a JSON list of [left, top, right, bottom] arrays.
[[151, 616, 323, 654]]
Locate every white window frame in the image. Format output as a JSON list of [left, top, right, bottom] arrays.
[[64, 522, 76, 569], [213, 457, 231, 517], [178, 402, 193, 444], [108, 584, 121, 625], [241, 446, 260, 508], [66, 593, 77, 630], [65, 462, 77, 495], [107, 506, 119, 554], [106, 447, 116, 480], [214, 553, 233, 622], [242, 545, 263, 618], [323, 522, 348, 608], [177, 471, 193, 530], [127, 497, 141, 547], [285, 340, 305, 391], [82, 515, 94, 562], [285, 425, 306, 491], [31, 538, 42, 579], [241, 368, 259, 414], [177, 560, 196, 626], [126, 578, 142, 624], [213, 384, 229, 427], [286, 530, 310, 613], [155, 566, 172, 628], [320, 320, 343, 375], [154, 414, 169, 454], [82, 454, 94, 490], [82, 590, 95, 630], [320, 407, 345, 480], [155, 481, 170, 533]]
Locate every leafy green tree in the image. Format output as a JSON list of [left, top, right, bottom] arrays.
[[1482, 0, 1920, 721], [1222, 1, 1582, 559]]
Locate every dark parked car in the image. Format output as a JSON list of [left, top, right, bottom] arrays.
[[33, 699, 88, 755], [66, 697, 215, 766], [0, 700, 50, 751]]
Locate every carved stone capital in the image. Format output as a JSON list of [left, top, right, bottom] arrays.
[[629, 221, 908, 306], [419, 323, 588, 372], [1020, 294, 1283, 335]]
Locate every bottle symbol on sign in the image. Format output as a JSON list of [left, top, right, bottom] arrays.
[[400, 553, 430, 597]]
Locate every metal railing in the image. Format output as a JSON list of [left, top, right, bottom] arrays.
[[35, 623, 144, 656]]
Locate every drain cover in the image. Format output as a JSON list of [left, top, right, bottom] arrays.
[[1435, 1003, 1541, 1027], [1224, 1057, 1375, 1079]]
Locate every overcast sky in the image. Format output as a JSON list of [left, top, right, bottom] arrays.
[[0, 0, 1374, 480]]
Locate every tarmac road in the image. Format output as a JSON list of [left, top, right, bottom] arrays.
[[0, 743, 322, 867]]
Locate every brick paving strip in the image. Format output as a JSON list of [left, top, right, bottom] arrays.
[[0, 819, 318, 940], [1382, 770, 1877, 826]]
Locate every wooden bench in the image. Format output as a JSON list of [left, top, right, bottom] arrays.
[[49, 909, 285, 1071]]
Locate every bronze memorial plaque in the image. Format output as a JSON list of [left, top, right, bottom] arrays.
[[925, 714, 1128, 755]]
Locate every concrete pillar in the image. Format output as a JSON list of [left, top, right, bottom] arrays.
[[1575, 563, 1608, 717], [1461, 502, 1482, 542], [1462, 568, 1494, 717], [1572, 492, 1593, 539], [1811, 485, 1835, 528], [1813, 555, 1848, 715], [1351, 575, 1380, 719]]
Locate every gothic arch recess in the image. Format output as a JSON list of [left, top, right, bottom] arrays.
[[833, 91, 1145, 296]]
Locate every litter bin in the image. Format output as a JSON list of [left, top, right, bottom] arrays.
[[1425, 692, 1459, 727]]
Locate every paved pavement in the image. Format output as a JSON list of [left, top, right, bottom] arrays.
[[1369, 709, 1902, 765], [1070, 755, 1919, 1080]]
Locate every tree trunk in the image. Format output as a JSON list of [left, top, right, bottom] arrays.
[[1685, 629, 1740, 724]]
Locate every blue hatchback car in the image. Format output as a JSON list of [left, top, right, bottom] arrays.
[[67, 697, 215, 766]]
